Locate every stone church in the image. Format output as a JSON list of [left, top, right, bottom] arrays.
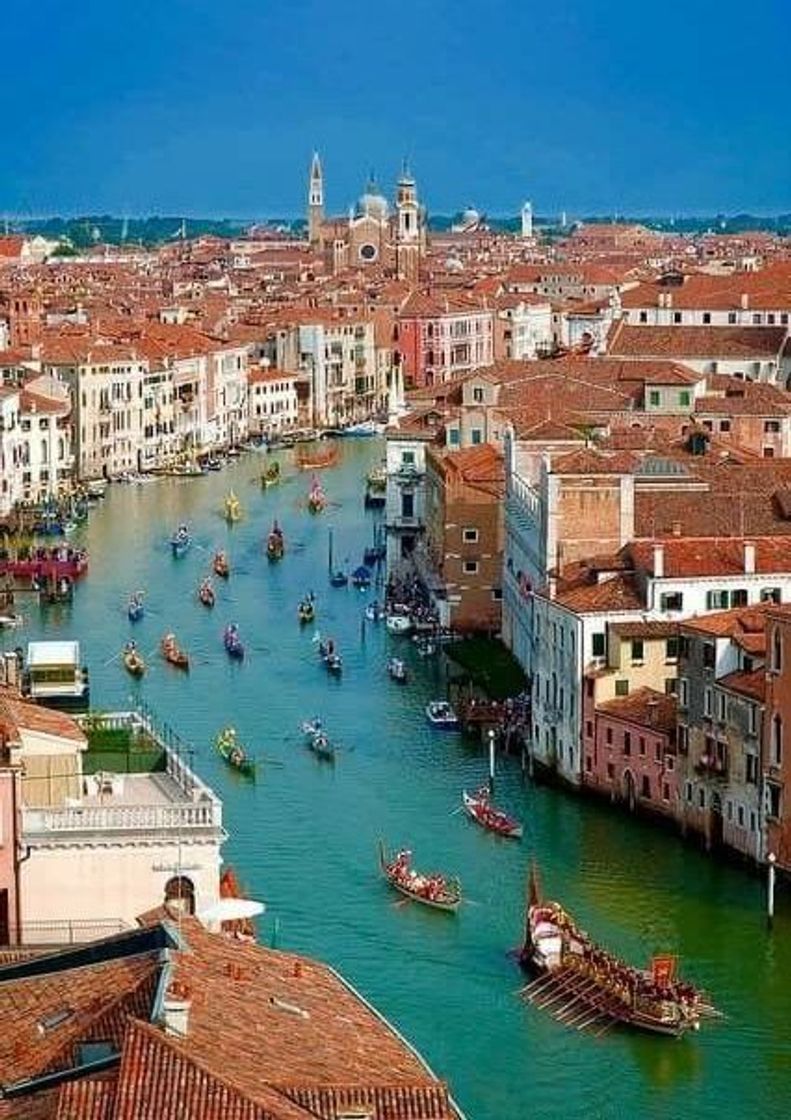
[[306, 153, 426, 281]]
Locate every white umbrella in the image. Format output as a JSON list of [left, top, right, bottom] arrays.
[[198, 898, 265, 924]]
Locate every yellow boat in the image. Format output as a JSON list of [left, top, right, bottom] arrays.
[[224, 490, 242, 523]]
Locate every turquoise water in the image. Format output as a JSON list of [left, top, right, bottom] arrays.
[[7, 441, 791, 1120]]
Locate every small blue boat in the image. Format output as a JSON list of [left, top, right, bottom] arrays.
[[351, 565, 372, 589], [127, 593, 144, 622], [224, 623, 245, 660], [171, 525, 191, 557]]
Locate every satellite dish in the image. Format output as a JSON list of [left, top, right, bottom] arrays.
[[198, 898, 265, 924]]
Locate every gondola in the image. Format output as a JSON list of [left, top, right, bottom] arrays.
[[213, 551, 230, 579], [127, 593, 144, 622], [298, 597, 315, 624], [266, 521, 284, 561], [308, 729, 336, 762], [388, 657, 408, 684], [462, 787, 522, 839], [224, 491, 242, 523], [198, 580, 216, 608], [161, 633, 189, 671], [307, 475, 326, 514], [122, 644, 146, 678], [317, 638, 342, 675], [351, 565, 372, 589], [378, 842, 461, 913], [261, 461, 281, 487], [518, 866, 716, 1037], [223, 624, 245, 660], [170, 526, 191, 558], [215, 726, 256, 778]]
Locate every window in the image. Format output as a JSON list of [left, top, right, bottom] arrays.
[[702, 643, 716, 669], [623, 732, 631, 756], [737, 804, 745, 827], [648, 390, 660, 407], [698, 788, 706, 809], [472, 386, 484, 403], [679, 390, 691, 407], [746, 753, 758, 784], [706, 590, 729, 610], [728, 312, 737, 324], [772, 628, 782, 673], [666, 754, 675, 771], [463, 560, 479, 575], [704, 687, 713, 716], [765, 420, 781, 434], [447, 428, 460, 446], [764, 447, 776, 459], [639, 736, 646, 756], [491, 588, 503, 601], [772, 714, 783, 767], [401, 450, 415, 466], [750, 811, 757, 833], [462, 528, 479, 543], [639, 311, 648, 323], [684, 781, 693, 803], [631, 639, 644, 664], [606, 727, 613, 745], [585, 755, 592, 772], [702, 312, 711, 324], [662, 782, 670, 802], [660, 592, 683, 611], [586, 721, 593, 737], [665, 637, 678, 662], [641, 775, 651, 799], [673, 312, 682, 324], [607, 762, 615, 779], [717, 692, 727, 721], [679, 679, 689, 707], [768, 784, 782, 820], [615, 679, 629, 697], [665, 677, 677, 695], [730, 589, 748, 607], [752, 313, 762, 325], [719, 420, 731, 433], [761, 588, 781, 605], [592, 632, 606, 658], [470, 428, 483, 445]]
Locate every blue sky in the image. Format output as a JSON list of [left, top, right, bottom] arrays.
[[4, 0, 790, 217]]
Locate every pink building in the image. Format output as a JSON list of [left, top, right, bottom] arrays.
[[587, 687, 679, 818], [397, 291, 494, 388]]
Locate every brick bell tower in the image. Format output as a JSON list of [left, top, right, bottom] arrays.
[[394, 161, 423, 283], [307, 152, 324, 247]]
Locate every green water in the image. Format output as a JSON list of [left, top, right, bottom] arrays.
[[7, 441, 791, 1120]]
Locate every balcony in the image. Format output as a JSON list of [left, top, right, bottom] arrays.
[[386, 514, 423, 531], [695, 754, 728, 780]]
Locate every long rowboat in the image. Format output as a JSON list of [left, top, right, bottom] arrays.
[[462, 788, 523, 839], [378, 841, 461, 913]]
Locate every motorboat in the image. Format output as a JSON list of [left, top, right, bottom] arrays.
[[388, 657, 408, 684], [386, 613, 413, 635], [425, 700, 459, 729]]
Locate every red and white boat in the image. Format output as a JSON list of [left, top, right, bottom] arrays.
[[378, 842, 461, 912], [462, 787, 523, 839]]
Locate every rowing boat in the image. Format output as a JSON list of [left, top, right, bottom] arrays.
[[161, 633, 189, 671], [378, 841, 461, 912], [213, 551, 230, 578], [123, 645, 146, 677], [462, 787, 522, 838], [215, 726, 256, 778]]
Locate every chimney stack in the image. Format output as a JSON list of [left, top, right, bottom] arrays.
[[744, 541, 756, 574], [740, 293, 749, 310], [653, 543, 665, 579], [162, 981, 191, 1039]]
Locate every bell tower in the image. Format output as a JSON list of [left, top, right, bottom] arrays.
[[307, 152, 324, 247], [395, 161, 422, 283]]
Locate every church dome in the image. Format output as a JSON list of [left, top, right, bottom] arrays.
[[357, 176, 389, 222], [462, 206, 480, 225]]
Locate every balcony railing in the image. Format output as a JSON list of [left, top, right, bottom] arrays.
[[23, 800, 220, 835]]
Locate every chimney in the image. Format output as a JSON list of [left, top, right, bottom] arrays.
[[741, 293, 749, 310], [162, 981, 191, 1039], [744, 541, 755, 574], [653, 543, 664, 579]]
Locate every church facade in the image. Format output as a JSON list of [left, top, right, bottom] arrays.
[[307, 153, 427, 282]]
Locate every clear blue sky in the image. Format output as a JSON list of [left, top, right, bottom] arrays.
[[5, 0, 790, 217]]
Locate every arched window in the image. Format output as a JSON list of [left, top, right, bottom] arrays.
[[41, 439, 48, 465], [164, 876, 195, 915], [772, 715, 783, 768]]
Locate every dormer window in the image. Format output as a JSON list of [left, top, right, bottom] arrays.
[[472, 386, 484, 403]]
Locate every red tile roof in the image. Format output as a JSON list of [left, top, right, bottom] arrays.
[[608, 322, 787, 360]]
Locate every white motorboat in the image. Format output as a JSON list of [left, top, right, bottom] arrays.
[[425, 700, 459, 730], [386, 613, 413, 635]]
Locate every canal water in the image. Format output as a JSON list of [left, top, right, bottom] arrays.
[[6, 440, 791, 1120]]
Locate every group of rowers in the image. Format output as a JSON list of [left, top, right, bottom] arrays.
[[387, 850, 450, 902], [532, 901, 700, 1015]]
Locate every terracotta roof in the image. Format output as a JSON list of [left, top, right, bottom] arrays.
[[628, 537, 791, 578], [609, 620, 679, 639], [596, 687, 677, 735], [554, 572, 644, 613], [0, 691, 87, 744], [718, 668, 767, 702], [621, 264, 791, 311], [608, 322, 788, 360]]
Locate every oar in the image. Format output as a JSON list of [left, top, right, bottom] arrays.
[[104, 649, 123, 667]]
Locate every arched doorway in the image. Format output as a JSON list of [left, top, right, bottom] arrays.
[[622, 769, 636, 812], [164, 876, 195, 915]]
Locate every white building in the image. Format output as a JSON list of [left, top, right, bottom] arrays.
[[291, 318, 380, 427], [247, 365, 300, 434], [521, 201, 533, 240], [18, 377, 73, 503], [6, 705, 225, 943], [498, 298, 553, 360], [0, 387, 23, 516], [384, 428, 433, 571]]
